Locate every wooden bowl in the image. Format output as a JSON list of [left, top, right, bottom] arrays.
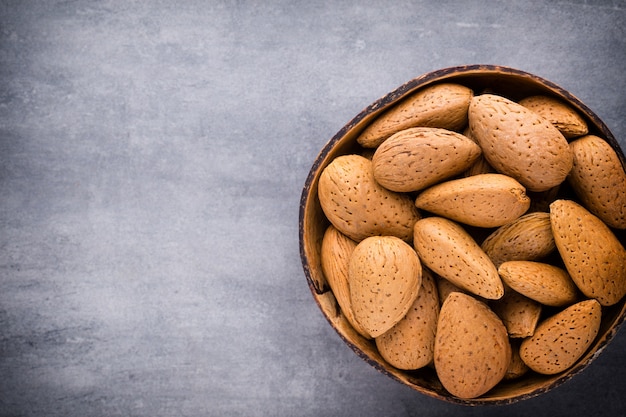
[[299, 65, 626, 405]]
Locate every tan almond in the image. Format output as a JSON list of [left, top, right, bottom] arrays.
[[504, 339, 530, 380], [348, 236, 422, 338], [357, 83, 473, 148], [568, 134, 626, 229], [318, 154, 420, 242], [320, 225, 371, 338], [490, 289, 542, 338], [414, 173, 530, 228], [520, 299, 601, 375], [413, 217, 504, 300], [372, 127, 482, 193], [481, 212, 556, 268], [376, 268, 439, 370], [519, 95, 588, 139], [550, 199, 626, 306], [468, 94, 573, 192], [434, 292, 511, 399], [498, 261, 579, 307], [436, 276, 466, 305]]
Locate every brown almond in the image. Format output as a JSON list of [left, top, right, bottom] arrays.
[[568, 134, 626, 229], [357, 83, 473, 148], [348, 236, 422, 338], [320, 225, 371, 338], [550, 199, 626, 306], [519, 299, 601, 375], [481, 212, 556, 268], [372, 127, 481, 193], [490, 289, 542, 338], [504, 339, 530, 380], [436, 276, 466, 305], [413, 217, 504, 300], [519, 95, 588, 139], [318, 154, 420, 242], [414, 173, 530, 228], [468, 94, 573, 192], [498, 261, 579, 307], [376, 268, 439, 370], [434, 292, 511, 399]]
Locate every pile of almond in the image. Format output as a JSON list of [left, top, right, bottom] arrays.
[[317, 82, 626, 399]]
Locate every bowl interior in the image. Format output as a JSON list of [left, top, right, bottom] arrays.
[[299, 64, 626, 405]]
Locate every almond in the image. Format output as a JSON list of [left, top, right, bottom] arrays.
[[348, 236, 422, 338], [550, 199, 626, 306], [468, 94, 573, 192], [413, 217, 504, 300], [519, 95, 588, 139], [504, 339, 530, 380], [498, 261, 579, 307], [320, 225, 371, 338], [481, 212, 556, 268], [376, 268, 439, 370], [372, 127, 481, 193], [434, 292, 511, 399], [414, 173, 530, 228], [519, 299, 601, 375], [490, 289, 542, 338], [436, 275, 466, 305], [318, 154, 420, 242], [568, 135, 626, 229], [357, 83, 473, 148]]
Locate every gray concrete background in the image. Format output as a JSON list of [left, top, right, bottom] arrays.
[[1, 1, 625, 416]]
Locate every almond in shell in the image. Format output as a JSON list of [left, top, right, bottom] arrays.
[[372, 127, 481, 193], [357, 83, 473, 148], [376, 268, 439, 370], [348, 236, 422, 338], [320, 225, 371, 338], [490, 289, 542, 338], [498, 261, 579, 307], [519, 299, 601, 375], [468, 94, 573, 192], [519, 95, 588, 139], [434, 292, 511, 399], [413, 217, 504, 300], [414, 173, 530, 228], [568, 134, 626, 229], [318, 154, 420, 242], [481, 212, 556, 268], [550, 199, 626, 306]]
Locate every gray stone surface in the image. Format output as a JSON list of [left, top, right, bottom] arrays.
[[1, 1, 625, 416]]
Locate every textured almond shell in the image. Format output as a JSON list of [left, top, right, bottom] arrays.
[[504, 339, 530, 380], [520, 299, 601, 375], [318, 154, 420, 242], [490, 289, 542, 338], [434, 292, 511, 399], [519, 95, 589, 139], [550, 199, 626, 306], [376, 268, 439, 370], [320, 225, 371, 338], [414, 173, 530, 228], [372, 127, 482, 193], [498, 261, 579, 307], [413, 217, 504, 300], [468, 94, 573, 192], [357, 83, 473, 148], [436, 276, 466, 305], [481, 212, 556, 268], [568, 135, 626, 229], [349, 236, 422, 338]]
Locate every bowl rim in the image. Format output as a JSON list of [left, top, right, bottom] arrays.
[[298, 64, 626, 406]]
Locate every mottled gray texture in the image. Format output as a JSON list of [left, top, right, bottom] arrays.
[[0, 1, 625, 416]]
